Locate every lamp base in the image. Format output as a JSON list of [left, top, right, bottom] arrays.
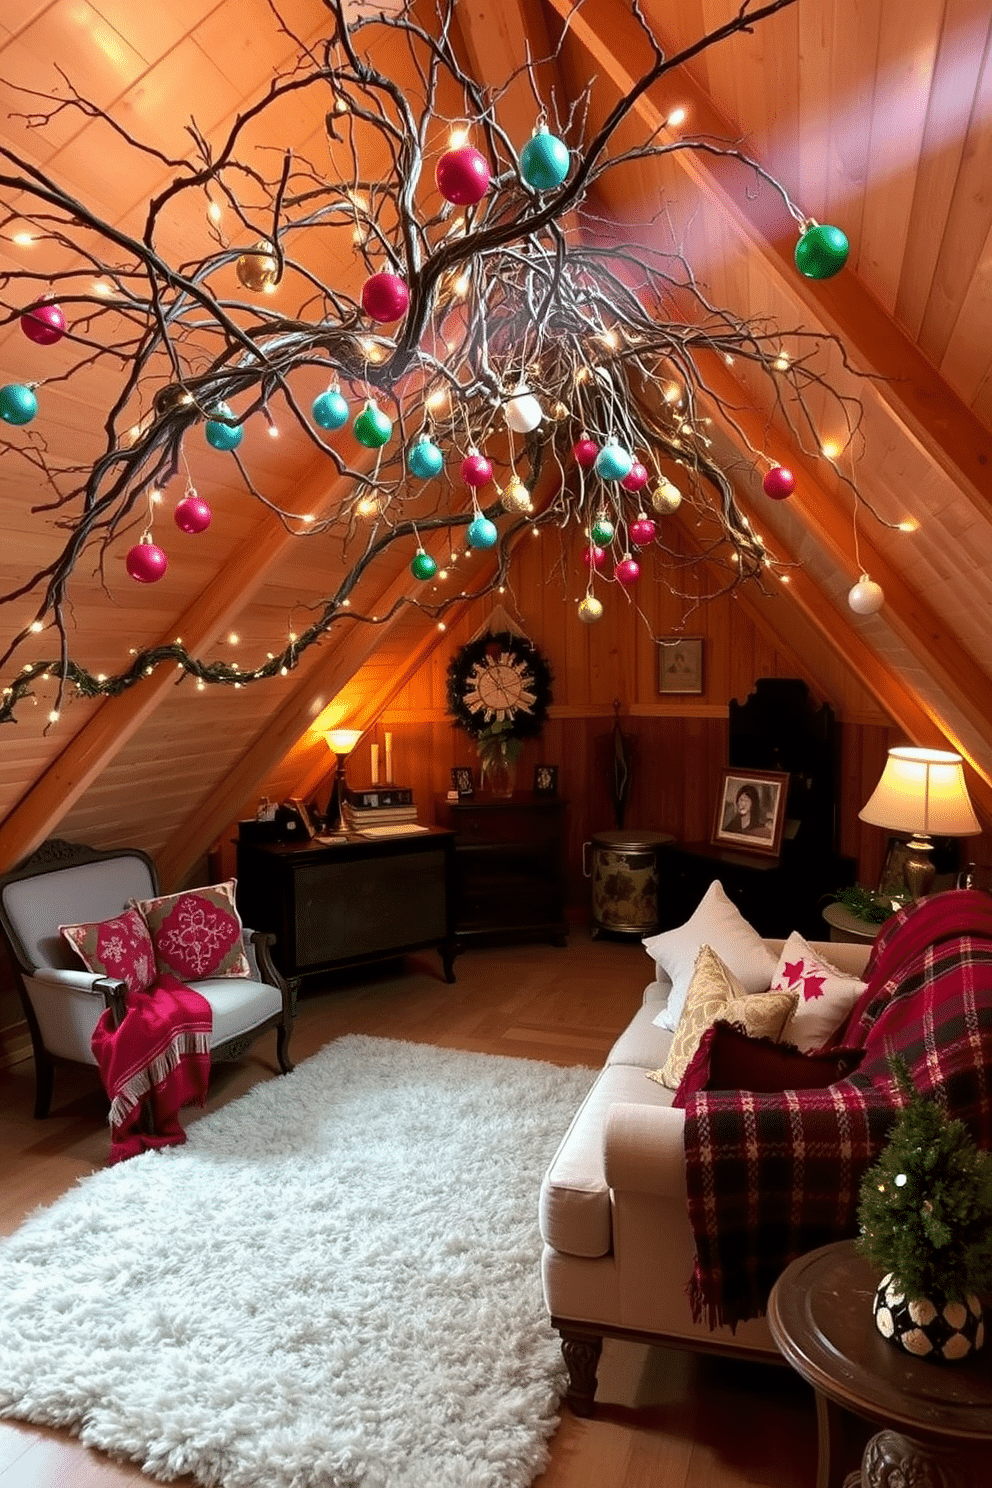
[[324, 762, 350, 835], [902, 834, 935, 900]]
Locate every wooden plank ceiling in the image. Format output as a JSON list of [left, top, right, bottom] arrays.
[[1, 0, 991, 879]]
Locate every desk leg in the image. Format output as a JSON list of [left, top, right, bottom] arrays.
[[815, 1390, 850, 1488], [856, 1429, 969, 1487]]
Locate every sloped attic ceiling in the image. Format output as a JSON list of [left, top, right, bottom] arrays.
[[1, 0, 991, 881]]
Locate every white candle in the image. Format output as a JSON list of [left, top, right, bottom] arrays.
[[385, 731, 393, 784], [370, 743, 379, 784]]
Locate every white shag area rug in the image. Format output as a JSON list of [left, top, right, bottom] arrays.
[[0, 1035, 595, 1488]]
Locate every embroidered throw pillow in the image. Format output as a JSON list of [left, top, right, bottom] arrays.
[[672, 1020, 864, 1106], [771, 931, 867, 1052], [133, 880, 250, 982], [648, 944, 798, 1090], [60, 907, 157, 998], [645, 879, 778, 1032]]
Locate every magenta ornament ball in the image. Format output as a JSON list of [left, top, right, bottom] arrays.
[[630, 515, 657, 546], [583, 544, 605, 569], [573, 438, 599, 469], [762, 465, 796, 500], [621, 461, 649, 493], [126, 541, 168, 583], [435, 146, 491, 205], [174, 494, 212, 534], [615, 556, 641, 586], [361, 271, 410, 323], [21, 302, 66, 346], [461, 451, 493, 487]]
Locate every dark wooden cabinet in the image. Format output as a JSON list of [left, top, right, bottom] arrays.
[[660, 840, 856, 940], [235, 829, 456, 982], [434, 793, 569, 948]]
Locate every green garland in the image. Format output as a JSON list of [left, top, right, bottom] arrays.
[[830, 883, 910, 924]]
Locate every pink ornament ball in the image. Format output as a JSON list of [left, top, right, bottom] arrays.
[[615, 556, 641, 586], [21, 302, 66, 346], [361, 271, 410, 323], [126, 541, 168, 584], [435, 146, 491, 205], [583, 544, 606, 569], [174, 494, 212, 534], [460, 451, 493, 487], [629, 515, 657, 546], [621, 460, 649, 493], [573, 438, 599, 469], [762, 465, 795, 500]]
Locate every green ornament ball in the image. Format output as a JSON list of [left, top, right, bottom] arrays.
[[590, 516, 615, 546], [411, 549, 437, 580], [795, 222, 849, 280], [520, 127, 570, 191], [204, 403, 243, 450], [353, 401, 393, 448], [0, 382, 38, 425]]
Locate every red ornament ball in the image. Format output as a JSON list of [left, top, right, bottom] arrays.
[[174, 494, 212, 534], [435, 146, 491, 205], [615, 556, 641, 586], [629, 515, 657, 546], [583, 544, 606, 569], [21, 302, 66, 346], [573, 437, 599, 469], [361, 271, 410, 323], [621, 460, 649, 493], [126, 541, 168, 584], [460, 452, 493, 487], [762, 465, 796, 500]]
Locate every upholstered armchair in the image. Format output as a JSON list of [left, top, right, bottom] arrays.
[[0, 839, 296, 1118]]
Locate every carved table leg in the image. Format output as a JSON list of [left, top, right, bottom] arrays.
[[856, 1429, 969, 1488], [558, 1330, 603, 1417]]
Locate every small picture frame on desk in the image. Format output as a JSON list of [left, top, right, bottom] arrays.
[[533, 764, 558, 797], [280, 797, 317, 840], [711, 767, 788, 858], [451, 766, 475, 797]]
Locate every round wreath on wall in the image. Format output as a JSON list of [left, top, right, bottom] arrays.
[[446, 632, 554, 745]]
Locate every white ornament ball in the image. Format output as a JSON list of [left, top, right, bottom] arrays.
[[504, 387, 543, 433], [848, 576, 884, 615], [577, 594, 604, 624], [651, 478, 682, 514]]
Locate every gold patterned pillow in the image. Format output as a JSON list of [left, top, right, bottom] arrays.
[[649, 944, 798, 1090]]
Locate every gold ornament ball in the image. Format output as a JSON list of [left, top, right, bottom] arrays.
[[651, 478, 682, 514], [501, 477, 532, 513], [577, 594, 604, 624], [236, 241, 279, 292]]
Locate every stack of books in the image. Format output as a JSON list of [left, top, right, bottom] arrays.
[[342, 786, 419, 834]]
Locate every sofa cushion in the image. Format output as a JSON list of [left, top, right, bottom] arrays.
[[672, 1020, 865, 1105], [649, 945, 797, 1090], [133, 881, 251, 981], [186, 974, 283, 1045], [645, 880, 778, 1032], [606, 1000, 675, 1070], [59, 907, 157, 998], [771, 931, 867, 1052]]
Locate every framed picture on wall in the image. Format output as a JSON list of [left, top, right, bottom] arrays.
[[711, 768, 788, 857], [657, 637, 704, 694]]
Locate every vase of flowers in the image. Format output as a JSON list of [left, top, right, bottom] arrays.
[[476, 721, 522, 798], [857, 1057, 992, 1362]]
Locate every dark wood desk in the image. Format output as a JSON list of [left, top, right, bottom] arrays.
[[768, 1241, 992, 1488], [235, 828, 456, 982]]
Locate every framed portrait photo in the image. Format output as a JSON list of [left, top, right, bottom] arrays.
[[533, 763, 558, 797], [658, 637, 704, 695], [451, 766, 475, 797], [711, 768, 788, 857]]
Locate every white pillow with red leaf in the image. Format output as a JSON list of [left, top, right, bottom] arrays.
[[771, 931, 867, 1052]]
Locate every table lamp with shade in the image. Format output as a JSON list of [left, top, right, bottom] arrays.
[[323, 728, 363, 833], [859, 746, 980, 899]]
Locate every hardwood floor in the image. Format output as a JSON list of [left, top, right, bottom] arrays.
[[0, 930, 832, 1487]]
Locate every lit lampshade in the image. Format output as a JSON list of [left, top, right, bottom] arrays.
[[324, 729, 363, 833], [325, 728, 362, 756], [859, 746, 980, 898]]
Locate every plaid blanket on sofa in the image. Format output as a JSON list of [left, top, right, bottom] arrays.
[[683, 889, 992, 1329]]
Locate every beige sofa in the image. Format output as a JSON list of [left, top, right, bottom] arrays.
[[539, 934, 872, 1414]]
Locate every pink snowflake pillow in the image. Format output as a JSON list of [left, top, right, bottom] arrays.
[[132, 880, 250, 982], [60, 907, 157, 998], [771, 931, 866, 1052]]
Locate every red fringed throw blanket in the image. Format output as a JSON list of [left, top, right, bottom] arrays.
[[684, 889, 992, 1329], [91, 974, 212, 1165]]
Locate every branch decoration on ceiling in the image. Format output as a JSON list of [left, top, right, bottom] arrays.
[[0, 0, 886, 726]]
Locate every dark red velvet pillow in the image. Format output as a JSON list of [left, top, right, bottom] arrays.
[[672, 1019, 863, 1107]]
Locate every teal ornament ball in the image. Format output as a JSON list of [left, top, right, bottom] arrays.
[[520, 127, 570, 191], [594, 442, 633, 481], [795, 222, 849, 280], [407, 435, 444, 479], [0, 382, 38, 425], [467, 516, 498, 550], [312, 388, 348, 430], [353, 401, 393, 448], [411, 549, 438, 580], [204, 402, 243, 450], [590, 515, 615, 546]]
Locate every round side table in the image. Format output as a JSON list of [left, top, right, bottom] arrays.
[[821, 901, 882, 944], [768, 1241, 991, 1488]]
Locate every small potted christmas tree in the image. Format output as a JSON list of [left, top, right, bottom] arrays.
[[857, 1057, 992, 1361]]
